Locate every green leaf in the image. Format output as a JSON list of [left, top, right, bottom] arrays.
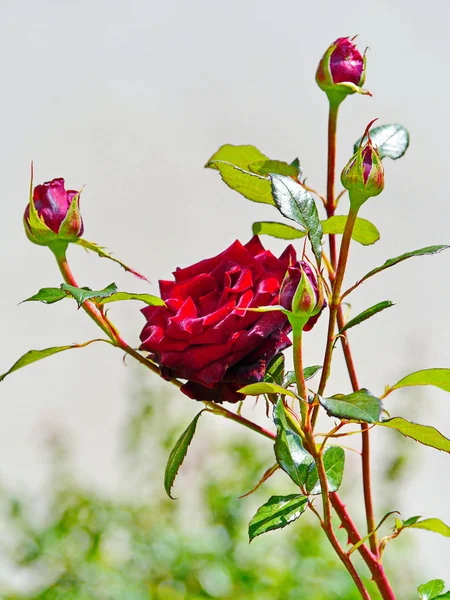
[[253, 216, 379, 247], [239, 382, 298, 400], [75, 238, 148, 281], [22, 287, 165, 308], [436, 594, 450, 599], [390, 369, 450, 393], [406, 518, 450, 537], [273, 399, 313, 486], [269, 174, 322, 264], [357, 246, 449, 287], [303, 365, 322, 381], [418, 580, 446, 600], [322, 215, 380, 246], [60, 283, 118, 307], [208, 161, 274, 205], [252, 221, 306, 240], [319, 389, 382, 423], [283, 365, 322, 388], [164, 411, 204, 499], [22, 287, 68, 305], [264, 354, 285, 385], [355, 123, 410, 160], [305, 446, 345, 495], [0, 340, 108, 382], [402, 515, 421, 527], [378, 418, 450, 453], [339, 301, 395, 334], [248, 494, 308, 541], [99, 292, 165, 306], [205, 144, 269, 170], [249, 159, 300, 178]]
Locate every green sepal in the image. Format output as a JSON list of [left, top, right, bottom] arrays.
[[57, 192, 83, 241], [75, 238, 148, 281], [24, 191, 59, 246]]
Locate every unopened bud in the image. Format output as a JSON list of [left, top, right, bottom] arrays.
[[316, 36, 369, 102], [24, 178, 84, 247], [341, 120, 384, 210], [280, 263, 325, 332]]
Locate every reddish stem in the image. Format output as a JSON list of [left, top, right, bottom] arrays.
[[331, 493, 395, 600], [336, 308, 379, 556]]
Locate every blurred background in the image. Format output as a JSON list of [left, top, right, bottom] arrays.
[[0, 0, 449, 596]]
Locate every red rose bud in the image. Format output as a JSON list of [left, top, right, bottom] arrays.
[[24, 178, 84, 247], [316, 36, 369, 100], [139, 237, 323, 404], [281, 263, 325, 332], [341, 120, 384, 209]]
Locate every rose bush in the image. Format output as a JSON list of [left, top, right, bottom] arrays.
[[140, 236, 322, 403]]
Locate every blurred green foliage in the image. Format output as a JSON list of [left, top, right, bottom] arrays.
[[0, 383, 415, 599]]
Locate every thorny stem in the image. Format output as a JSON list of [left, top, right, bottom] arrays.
[[317, 100, 396, 597], [291, 310, 369, 597], [331, 494, 396, 600], [336, 307, 379, 556], [303, 427, 370, 599]]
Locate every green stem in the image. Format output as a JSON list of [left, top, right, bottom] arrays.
[[312, 207, 359, 430], [326, 97, 342, 270], [292, 330, 308, 425]]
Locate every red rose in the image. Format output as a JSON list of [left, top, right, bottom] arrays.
[[139, 236, 322, 403]]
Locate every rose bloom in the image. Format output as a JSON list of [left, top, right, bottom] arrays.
[[140, 236, 322, 403]]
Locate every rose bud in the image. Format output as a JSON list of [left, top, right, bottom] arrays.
[[24, 178, 84, 247], [280, 263, 325, 332], [139, 237, 323, 404], [316, 36, 369, 100], [341, 120, 384, 210]]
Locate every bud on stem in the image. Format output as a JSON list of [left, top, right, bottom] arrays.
[[341, 120, 384, 210]]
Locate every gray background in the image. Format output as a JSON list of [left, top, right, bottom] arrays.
[[0, 0, 449, 587]]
